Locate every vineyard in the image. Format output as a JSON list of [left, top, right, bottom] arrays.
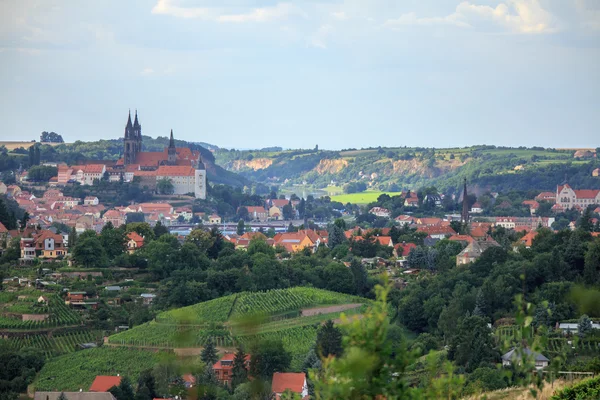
[[0, 295, 81, 330], [108, 288, 368, 369], [34, 347, 163, 392], [5, 330, 102, 358]]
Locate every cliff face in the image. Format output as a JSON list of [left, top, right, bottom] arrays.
[[227, 158, 273, 171], [314, 159, 348, 174]]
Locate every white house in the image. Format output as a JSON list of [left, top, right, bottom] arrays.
[[502, 348, 549, 370]]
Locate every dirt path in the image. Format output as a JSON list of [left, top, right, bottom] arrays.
[[104, 341, 235, 355], [300, 303, 363, 317]]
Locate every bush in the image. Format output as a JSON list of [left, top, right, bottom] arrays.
[[550, 376, 600, 400], [468, 367, 507, 392]]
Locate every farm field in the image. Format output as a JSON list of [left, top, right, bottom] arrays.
[[0, 294, 81, 330], [0, 141, 66, 150], [34, 347, 164, 391], [108, 287, 368, 370], [330, 190, 404, 204]]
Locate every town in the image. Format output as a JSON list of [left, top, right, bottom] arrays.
[[1, 120, 600, 399]]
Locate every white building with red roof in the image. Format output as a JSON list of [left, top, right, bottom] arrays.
[[556, 184, 600, 210], [271, 372, 308, 399]]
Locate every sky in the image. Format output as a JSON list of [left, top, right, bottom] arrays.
[[0, 0, 599, 150]]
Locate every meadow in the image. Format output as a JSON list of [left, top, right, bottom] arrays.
[[330, 190, 404, 204]]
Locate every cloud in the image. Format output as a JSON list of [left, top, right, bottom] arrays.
[[141, 68, 155, 76], [385, 11, 471, 29], [310, 24, 333, 49], [331, 11, 348, 21], [152, 0, 304, 23], [385, 0, 558, 34]]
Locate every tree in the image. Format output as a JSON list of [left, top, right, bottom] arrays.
[[72, 234, 109, 268], [109, 376, 135, 400], [126, 223, 155, 241], [584, 239, 600, 285], [231, 346, 249, 389], [68, 226, 77, 248], [577, 207, 594, 232], [136, 370, 157, 400], [0, 198, 17, 230], [153, 221, 169, 238], [322, 263, 355, 294], [100, 222, 126, 259], [473, 288, 487, 317], [578, 314, 593, 338], [349, 259, 368, 296], [448, 315, 498, 372], [236, 219, 245, 236], [20, 212, 30, 229], [126, 212, 145, 224], [249, 339, 292, 379], [156, 178, 174, 195], [316, 320, 343, 358], [327, 223, 346, 249], [282, 204, 294, 220], [201, 338, 219, 366], [186, 229, 216, 254]]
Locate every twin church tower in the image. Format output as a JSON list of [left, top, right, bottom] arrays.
[[120, 110, 206, 199]]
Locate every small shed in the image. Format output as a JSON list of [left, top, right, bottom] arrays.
[[502, 348, 549, 369]]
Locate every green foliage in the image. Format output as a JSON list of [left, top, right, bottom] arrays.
[[249, 338, 292, 379], [27, 165, 58, 182], [550, 375, 600, 400], [34, 348, 163, 391], [200, 338, 218, 366], [72, 233, 109, 268], [156, 178, 174, 195], [0, 295, 81, 330], [316, 320, 343, 358]]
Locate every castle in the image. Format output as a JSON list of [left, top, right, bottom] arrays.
[[114, 111, 207, 199]]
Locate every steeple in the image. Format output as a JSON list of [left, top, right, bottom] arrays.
[[167, 129, 177, 165], [133, 110, 140, 128], [126, 110, 133, 128], [461, 178, 469, 224]]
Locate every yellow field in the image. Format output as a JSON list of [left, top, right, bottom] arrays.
[[0, 141, 65, 150]]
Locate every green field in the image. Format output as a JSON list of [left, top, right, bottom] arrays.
[[6, 330, 103, 359], [108, 287, 368, 370], [34, 347, 164, 391], [330, 190, 404, 204]]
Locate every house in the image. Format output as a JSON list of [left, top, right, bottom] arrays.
[[20, 230, 66, 259], [470, 202, 483, 214], [273, 230, 322, 253], [137, 202, 174, 215], [522, 200, 539, 215], [394, 242, 417, 258], [369, 207, 391, 218], [84, 196, 100, 205], [126, 232, 144, 254], [243, 206, 268, 222], [37, 295, 49, 304], [574, 149, 594, 158], [271, 372, 308, 399], [404, 194, 419, 208], [495, 217, 517, 229], [155, 165, 196, 195], [374, 236, 394, 247], [103, 209, 126, 228], [105, 286, 122, 292], [213, 353, 251, 386], [515, 231, 538, 249], [456, 237, 501, 266], [182, 374, 196, 388], [174, 207, 193, 221], [73, 164, 107, 185], [67, 291, 87, 302], [140, 293, 156, 305], [416, 225, 456, 240], [556, 184, 600, 210], [208, 214, 221, 224], [501, 348, 549, 369], [557, 321, 600, 334], [593, 168, 600, 177], [35, 393, 116, 400], [90, 375, 122, 392], [535, 192, 556, 203]]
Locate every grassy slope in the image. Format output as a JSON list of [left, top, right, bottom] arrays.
[[330, 191, 405, 204]]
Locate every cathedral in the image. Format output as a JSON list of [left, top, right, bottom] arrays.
[[116, 111, 207, 199]]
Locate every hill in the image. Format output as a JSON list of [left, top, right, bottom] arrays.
[[31, 136, 249, 187], [215, 146, 600, 195], [108, 287, 368, 369]]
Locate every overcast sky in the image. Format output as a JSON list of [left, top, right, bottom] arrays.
[[0, 0, 598, 150]]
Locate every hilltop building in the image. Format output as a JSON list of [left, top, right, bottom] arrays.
[[113, 111, 206, 199]]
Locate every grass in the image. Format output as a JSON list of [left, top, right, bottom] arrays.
[[330, 190, 404, 204], [461, 380, 575, 400]]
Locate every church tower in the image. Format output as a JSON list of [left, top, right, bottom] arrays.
[[124, 110, 142, 165], [194, 153, 207, 200], [167, 129, 177, 165]]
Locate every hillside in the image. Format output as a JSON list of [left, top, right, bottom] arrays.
[[17, 136, 249, 187], [108, 287, 368, 369], [215, 146, 600, 195]]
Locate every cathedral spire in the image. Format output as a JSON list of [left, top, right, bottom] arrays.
[[126, 109, 133, 128], [133, 109, 140, 128], [169, 129, 175, 148]]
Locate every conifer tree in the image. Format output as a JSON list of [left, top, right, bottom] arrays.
[[201, 338, 219, 366], [231, 346, 248, 389]]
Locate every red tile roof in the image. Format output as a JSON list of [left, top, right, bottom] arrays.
[[155, 165, 194, 177], [0, 222, 7, 233], [395, 242, 416, 257], [127, 231, 144, 246], [89, 376, 121, 392], [271, 372, 305, 394], [416, 225, 456, 236]]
